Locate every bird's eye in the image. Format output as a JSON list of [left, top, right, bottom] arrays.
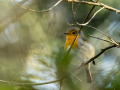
[[72, 32, 76, 34]]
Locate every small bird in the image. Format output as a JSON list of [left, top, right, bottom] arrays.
[[64, 27, 95, 83]]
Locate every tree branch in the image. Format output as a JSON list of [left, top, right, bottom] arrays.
[[67, 0, 120, 14], [78, 0, 100, 33], [88, 34, 114, 44], [75, 7, 104, 26], [14, 0, 62, 12], [0, 78, 63, 85], [76, 44, 117, 70]]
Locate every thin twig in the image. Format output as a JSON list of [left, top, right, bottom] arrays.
[[67, 69, 82, 82], [78, 0, 100, 33], [88, 34, 114, 44], [76, 3, 103, 29], [71, 5, 104, 30], [72, 0, 100, 33], [85, 25, 119, 46], [75, 44, 117, 70], [0, 78, 63, 85], [76, 7, 104, 26], [72, 0, 79, 23], [14, 0, 62, 12]]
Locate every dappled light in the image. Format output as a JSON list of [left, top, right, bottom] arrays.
[[0, 0, 120, 90]]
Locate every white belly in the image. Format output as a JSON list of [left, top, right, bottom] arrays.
[[67, 41, 95, 69]]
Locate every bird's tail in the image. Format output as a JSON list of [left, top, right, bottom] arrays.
[[85, 65, 92, 83]]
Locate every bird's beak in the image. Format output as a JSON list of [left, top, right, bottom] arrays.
[[64, 32, 69, 35]]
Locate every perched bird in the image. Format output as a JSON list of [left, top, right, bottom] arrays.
[[64, 27, 95, 83]]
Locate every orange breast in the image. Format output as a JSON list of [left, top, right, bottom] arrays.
[[64, 35, 80, 50]]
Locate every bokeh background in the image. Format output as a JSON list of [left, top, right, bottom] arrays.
[[0, 0, 120, 90]]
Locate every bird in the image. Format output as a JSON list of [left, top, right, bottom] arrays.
[[63, 27, 95, 83]]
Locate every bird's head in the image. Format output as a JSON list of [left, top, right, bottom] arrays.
[[64, 27, 81, 40], [64, 27, 80, 50], [64, 27, 88, 50]]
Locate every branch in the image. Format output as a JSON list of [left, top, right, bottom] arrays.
[[75, 7, 104, 26], [0, 78, 63, 85], [72, 0, 78, 23], [76, 44, 117, 70], [67, 0, 120, 14], [78, 0, 100, 33], [14, 0, 62, 12], [67, 69, 82, 82], [85, 25, 119, 46], [88, 34, 114, 44]]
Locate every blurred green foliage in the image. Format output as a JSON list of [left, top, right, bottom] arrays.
[[0, 0, 120, 90]]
